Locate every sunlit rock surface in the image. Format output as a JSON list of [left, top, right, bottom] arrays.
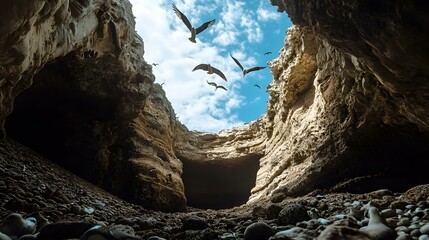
[[1, 0, 428, 212]]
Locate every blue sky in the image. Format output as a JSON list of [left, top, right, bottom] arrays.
[[130, 0, 292, 132]]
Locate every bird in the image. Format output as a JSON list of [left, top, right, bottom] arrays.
[[152, 63, 159, 66], [230, 53, 267, 77], [206, 80, 227, 91], [254, 84, 261, 89], [193, 64, 227, 81], [172, 4, 215, 43], [359, 207, 397, 240], [264, 51, 272, 55]]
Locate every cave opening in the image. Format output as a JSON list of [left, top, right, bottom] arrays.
[[4, 58, 116, 183], [181, 155, 261, 210]]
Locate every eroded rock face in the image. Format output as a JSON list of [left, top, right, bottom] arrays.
[[250, 0, 429, 201], [0, 0, 186, 211]]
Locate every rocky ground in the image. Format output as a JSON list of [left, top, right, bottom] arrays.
[[0, 138, 428, 240]]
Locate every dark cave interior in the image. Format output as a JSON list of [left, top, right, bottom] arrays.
[[181, 155, 261, 210], [5, 59, 116, 184]]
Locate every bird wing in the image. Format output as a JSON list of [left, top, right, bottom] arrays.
[[206, 80, 217, 87], [216, 85, 227, 91], [247, 66, 266, 73], [172, 4, 193, 32], [211, 66, 227, 81], [254, 84, 261, 88], [264, 52, 272, 55], [230, 53, 244, 71], [195, 19, 215, 34], [192, 64, 209, 72]]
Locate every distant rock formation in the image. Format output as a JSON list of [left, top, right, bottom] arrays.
[[1, 0, 428, 212]]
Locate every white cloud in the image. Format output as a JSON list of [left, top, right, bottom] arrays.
[[212, 0, 263, 46], [257, 2, 281, 22], [130, 0, 249, 132]]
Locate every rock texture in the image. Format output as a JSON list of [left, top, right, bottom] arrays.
[[249, 0, 429, 201], [1, 0, 429, 212], [0, 0, 185, 211]]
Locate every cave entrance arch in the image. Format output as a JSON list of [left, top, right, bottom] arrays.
[[181, 155, 261, 210], [4, 57, 116, 184]]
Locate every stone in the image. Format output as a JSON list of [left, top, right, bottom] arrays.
[[421, 224, 429, 235], [370, 190, 394, 200], [272, 227, 305, 239], [395, 234, 413, 240], [381, 209, 397, 219], [278, 203, 309, 225], [181, 215, 209, 230], [419, 235, 429, 240], [317, 225, 371, 240], [244, 222, 274, 240]]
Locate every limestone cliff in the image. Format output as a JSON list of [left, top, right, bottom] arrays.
[[0, 0, 186, 212], [1, 0, 428, 213], [252, 0, 429, 201]]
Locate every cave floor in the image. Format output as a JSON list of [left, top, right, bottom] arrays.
[[0, 138, 428, 239]]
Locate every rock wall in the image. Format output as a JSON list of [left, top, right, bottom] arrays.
[[0, 0, 186, 211], [250, 0, 429, 201]]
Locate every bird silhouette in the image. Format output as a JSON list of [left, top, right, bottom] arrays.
[[152, 63, 159, 66], [193, 64, 227, 81], [254, 84, 261, 89], [264, 51, 272, 55], [206, 80, 227, 91], [230, 53, 267, 77], [172, 4, 215, 43]]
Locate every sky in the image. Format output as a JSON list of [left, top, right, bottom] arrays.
[[130, 0, 292, 132]]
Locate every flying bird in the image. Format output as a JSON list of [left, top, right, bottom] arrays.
[[254, 84, 261, 89], [230, 53, 267, 77], [206, 80, 227, 91], [152, 63, 159, 66], [172, 4, 215, 43], [193, 64, 227, 81], [264, 51, 272, 55]]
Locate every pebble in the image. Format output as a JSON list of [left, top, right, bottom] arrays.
[[369, 189, 393, 199], [1, 184, 428, 240], [278, 203, 309, 225], [421, 224, 429, 234], [419, 235, 429, 240], [397, 218, 411, 227], [381, 209, 397, 218], [243, 222, 273, 240], [181, 215, 209, 230]]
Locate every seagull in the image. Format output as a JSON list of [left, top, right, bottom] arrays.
[[230, 53, 267, 77], [264, 51, 272, 55], [254, 84, 261, 89], [206, 80, 227, 91], [193, 64, 227, 81], [172, 4, 215, 43]]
